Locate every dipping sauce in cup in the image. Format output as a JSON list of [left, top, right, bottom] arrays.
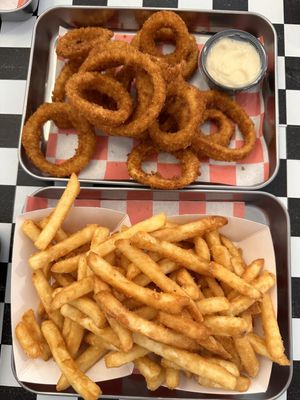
[[199, 29, 267, 93]]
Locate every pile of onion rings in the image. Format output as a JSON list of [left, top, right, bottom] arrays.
[[21, 10, 257, 188]]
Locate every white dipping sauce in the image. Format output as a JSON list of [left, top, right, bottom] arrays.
[[205, 37, 261, 88]]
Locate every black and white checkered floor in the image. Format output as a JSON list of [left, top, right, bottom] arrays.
[[0, 0, 299, 399]]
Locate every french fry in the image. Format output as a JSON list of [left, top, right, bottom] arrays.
[[194, 236, 210, 260], [165, 367, 180, 389], [126, 262, 141, 280], [217, 337, 242, 370], [210, 245, 233, 271], [130, 232, 209, 275], [220, 235, 246, 276], [38, 214, 69, 243], [261, 293, 286, 360], [51, 276, 94, 310], [22, 220, 41, 243], [134, 356, 162, 381], [32, 270, 64, 329], [233, 335, 259, 377], [173, 268, 201, 300], [134, 306, 158, 320], [133, 332, 237, 390], [88, 252, 189, 314], [246, 333, 290, 366], [41, 320, 101, 400], [158, 311, 209, 342], [105, 345, 149, 367], [204, 316, 248, 336], [34, 173, 80, 250], [92, 213, 166, 257], [85, 332, 119, 351], [96, 291, 201, 351], [205, 357, 239, 377], [205, 230, 221, 247], [64, 320, 84, 358], [151, 216, 228, 242], [77, 254, 93, 280], [57, 345, 107, 391], [106, 315, 133, 352], [133, 258, 179, 287], [205, 277, 225, 297], [52, 272, 75, 287], [30, 224, 98, 270], [196, 297, 229, 314], [70, 296, 106, 328], [51, 253, 84, 273]]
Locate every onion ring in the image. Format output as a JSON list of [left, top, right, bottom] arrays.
[[56, 27, 113, 61], [80, 41, 166, 138], [66, 72, 133, 127], [199, 109, 235, 147], [139, 11, 190, 65], [52, 60, 81, 103], [21, 102, 96, 177], [192, 91, 257, 161], [127, 142, 200, 189], [148, 80, 205, 152]]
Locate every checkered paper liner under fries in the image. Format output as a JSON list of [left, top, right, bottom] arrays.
[[10, 175, 288, 397], [44, 28, 269, 187]]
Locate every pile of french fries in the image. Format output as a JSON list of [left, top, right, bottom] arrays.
[[15, 173, 290, 400]]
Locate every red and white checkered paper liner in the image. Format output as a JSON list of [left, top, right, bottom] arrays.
[[24, 194, 245, 224], [45, 29, 269, 187], [0, 0, 28, 10]]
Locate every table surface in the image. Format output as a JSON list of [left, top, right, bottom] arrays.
[[0, 0, 299, 399]]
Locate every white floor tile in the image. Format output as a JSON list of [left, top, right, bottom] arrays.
[[291, 237, 300, 278], [38, 0, 72, 16], [277, 56, 286, 90], [13, 186, 40, 223], [108, 0, 142, 6], [286, 90, 300, 125], [284, 24, 300, 57], [279, 125, 286, 159], [287, 159, 300, 198], [0, 224, 12, 263], [0, 345, 20, 387], [0, 18, 36, 48], [178, 0, 212, 9], [276, 392, 287, 400], [0, 80, 26, 115], [248, 0, 283, 24], [5, 263, 11, 304], [292, 318, 300, 360], [0, 148, 18, 185]]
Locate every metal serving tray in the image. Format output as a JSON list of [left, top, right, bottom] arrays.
[[12, 188, 292, 400], [0, 0, 38, 21], [18, 6, 278, 190]]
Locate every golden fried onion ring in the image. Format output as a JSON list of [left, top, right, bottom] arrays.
[[127, 142, 200, 189]]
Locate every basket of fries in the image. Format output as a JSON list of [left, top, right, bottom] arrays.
[[11, 174, 291, 399]]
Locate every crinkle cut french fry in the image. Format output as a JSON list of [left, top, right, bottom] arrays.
[[34, 173, 80, 250], [30, 224, 99, 270], [57, 345, 107, 391], [233, 335, 259, 378], [105, 345, 149, 368], [96, 291, 201, 351], [151, 216, 228, 242], [41, 320, 101, 400], [32, 269, 64, 329], [261, 293, 287, 360], [51, 276, 94, 310], [92, 213, 167, 257], [130, 231, 209, 275], [133, 332, 237, 390], [204, 316, 248, 336], [88, 252, 189, 314]]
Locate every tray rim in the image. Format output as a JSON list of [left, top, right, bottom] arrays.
[[18, 5, 279, 191], [11, 186, 293, 400]]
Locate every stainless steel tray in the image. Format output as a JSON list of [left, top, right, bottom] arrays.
[[0, 0, 38, 21], [18, 6, 279, 190], [12, 188, 292, 400]]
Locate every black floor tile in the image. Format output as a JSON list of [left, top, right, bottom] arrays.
[[73, 0, 107, 4], [273, 24, 285, 57], [292, 277, 300, 318], [1, 303, 11, 345], [286, 57, 300, 90], [278, 89, 286, 125], [263, 159, 287, 197], [0, 186, 15, 224], [286, 125, 300, 159], [0, 263, 8, 303], [284, 0, 300, 24], [288, 198, 300, 236], [0, 48, 30, 80], [0, 115, 21, 148], [143, 0, 178, 7], [213, 0, 248, 11]]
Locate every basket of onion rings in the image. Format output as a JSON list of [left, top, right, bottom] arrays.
[[21, 10, 268, 190]]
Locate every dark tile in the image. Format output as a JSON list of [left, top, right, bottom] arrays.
[[288, 198, 300, 236], [0, 387, 36, 400], [73, 0, 107, 4], [0, 263, 8, 303], [213, 0, 248, 11], [287, 360, 300, 399], [286, 57, 300, 90], [0, 186, 15, 224], [263, 159, 287, 197], [292, 277, 300, 318], [8, 224, 15, 264], [0, 115, 21, 148], [273, 24, 285, 57], [284, 0, 300, 24], [1, 303, 11, 345], [0, 48, 30, 80], [278, 89, 286, 125], [17, 163, 50, 187], [143, 0, 178, 7], [286, 125, 300, 159]]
